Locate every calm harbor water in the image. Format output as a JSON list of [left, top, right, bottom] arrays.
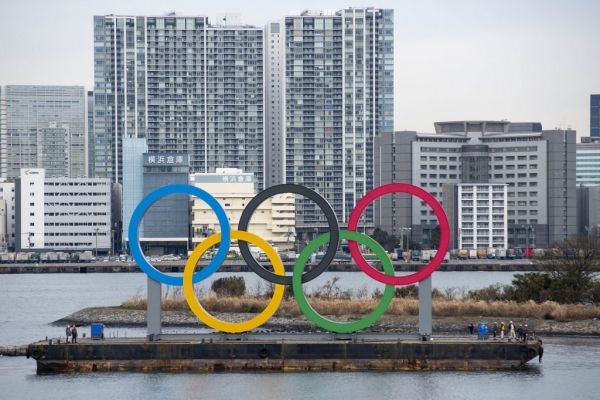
[[1, 271, 599, 399], [0, 271, 518, 345]]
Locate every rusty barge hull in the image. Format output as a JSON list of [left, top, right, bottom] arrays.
[[28, 336, 541, 373]]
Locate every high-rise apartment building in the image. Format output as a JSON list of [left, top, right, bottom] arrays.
[[0, 85, 86, 179], [375, 121, 577, 249], [93, 14, 264, 187], [87, 91, 95, 177], [264, 21, 284, 188], [283, 8, 394, 234], [591, 94, 600, 137]]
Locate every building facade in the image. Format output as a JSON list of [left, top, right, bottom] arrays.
[[264, 21, 284, 188], [591, 94, 600, 138], [577, 186, 600, 236], [0, 85, 87, 179], [14, 169, 111, 252], [576, 141, 600, 187], [122, 137, 148, 246], [15, 169, 45, 249], [375, 121, 577, 249], [87, 90, 95, 177], [0, 180, 16, 250], [283, 8, 394, 233], [93, 14, 264, 187], [190, 168, 295, 251], [139, 153, 190, 255], [443, 183, 508, 250]]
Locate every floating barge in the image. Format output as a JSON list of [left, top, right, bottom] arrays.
[[27, 334, 541, 373]]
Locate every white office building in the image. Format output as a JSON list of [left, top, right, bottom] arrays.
[[455, 184, 508, 249], [15, 169, 111, 252]]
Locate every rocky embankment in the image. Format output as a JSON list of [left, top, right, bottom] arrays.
[[55, 307, 600, 336]]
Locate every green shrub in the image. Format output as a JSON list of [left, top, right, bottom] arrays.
[[211, 276, 246, 297]]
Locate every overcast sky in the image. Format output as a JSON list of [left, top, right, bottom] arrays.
[[1, 0, 599, 136]]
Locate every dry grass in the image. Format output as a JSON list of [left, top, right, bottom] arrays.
[[121, 293, 600, 322]]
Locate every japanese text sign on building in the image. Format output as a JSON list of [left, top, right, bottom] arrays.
[[144, 153, 188, 166]]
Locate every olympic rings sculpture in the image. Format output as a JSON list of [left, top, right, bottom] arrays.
[[129, 182, 450, 333]]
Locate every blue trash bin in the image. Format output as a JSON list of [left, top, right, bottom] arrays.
[[91, 323, 104, 340]]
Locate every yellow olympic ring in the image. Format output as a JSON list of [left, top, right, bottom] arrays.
[[183, 230, 285, 333]]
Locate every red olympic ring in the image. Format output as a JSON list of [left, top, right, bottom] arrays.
[[347, 183, 450, 285]]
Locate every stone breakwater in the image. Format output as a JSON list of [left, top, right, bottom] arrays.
[[55, 307, 600, 336]]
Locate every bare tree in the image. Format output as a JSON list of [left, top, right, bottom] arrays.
[[535, 235, 600, 303]]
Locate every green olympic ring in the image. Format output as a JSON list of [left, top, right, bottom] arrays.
[[293, 230, 395, 333]]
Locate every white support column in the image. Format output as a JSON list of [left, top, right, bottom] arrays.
[[419, 275, 432, 337], [147, 276, 162, 339]]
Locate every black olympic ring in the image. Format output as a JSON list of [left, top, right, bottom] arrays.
[[238, 183, 339, 285]]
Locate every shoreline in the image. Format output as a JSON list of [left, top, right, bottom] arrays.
[[0, 260, 539, 274], [54, 306, 600, 337]]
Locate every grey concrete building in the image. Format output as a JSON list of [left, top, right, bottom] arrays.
[[374, 121, 577, 249], [283, 8, 394, 234], [577, 186, 600, 236], [0, 85, 87, 179], [140, 152, 190, 255], [265, 21, 284, 188], [93, 14, 264, 188]]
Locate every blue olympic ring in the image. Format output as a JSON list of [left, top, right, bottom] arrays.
[[128, 184, 231, 286]]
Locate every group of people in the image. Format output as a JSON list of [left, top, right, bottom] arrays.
[[468, 320, 530, 341], [65, 324, 78, 343]]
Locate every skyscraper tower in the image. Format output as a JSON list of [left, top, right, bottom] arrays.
[[93, 14, 264, 187], [282, 8, 394, 234], [0, 85, 86, 179], [264, 21, 285, 188]]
